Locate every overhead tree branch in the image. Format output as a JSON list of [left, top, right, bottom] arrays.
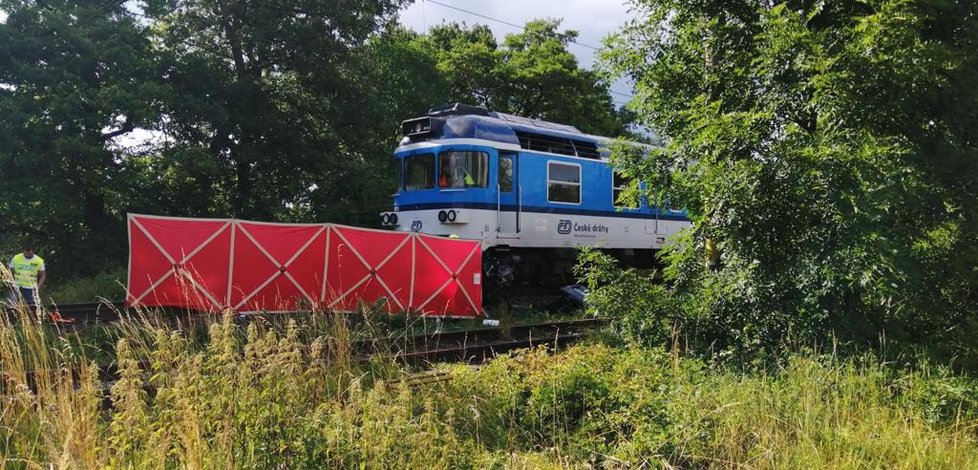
[[100, 121, 135, 142]]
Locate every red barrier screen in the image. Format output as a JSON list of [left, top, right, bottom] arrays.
[[126, 214, 482, 317]]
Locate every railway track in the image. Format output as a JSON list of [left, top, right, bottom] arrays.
[[1, 300, 128, 325], [4, 316, 608, 407], [390, 317, 604, 363]]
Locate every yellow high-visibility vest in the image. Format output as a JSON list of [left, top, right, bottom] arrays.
[[9, 253, 44, 288]]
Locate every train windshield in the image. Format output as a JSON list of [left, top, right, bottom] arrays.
[[405, 153, 435, 190], [439, 151, 488, 188]]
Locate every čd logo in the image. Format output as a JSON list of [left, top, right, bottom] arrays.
[[557, 219, 572, 235]]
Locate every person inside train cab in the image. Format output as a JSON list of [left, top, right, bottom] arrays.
[[439, 166, 451, 188], [441, 165, 468, 188]]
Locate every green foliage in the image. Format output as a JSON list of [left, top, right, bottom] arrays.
[[141, 0, 409, 225], [0, 0, 161, 276], [421, 19, 630, 136], [4, 309, 977, 468], [42, 266, 127, 304], [576, 247, 677, 348], [1, 0, 413, 275], [601, 0, 978, 358]]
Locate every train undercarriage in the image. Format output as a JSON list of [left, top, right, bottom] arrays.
[[481, 245, 658, 300]]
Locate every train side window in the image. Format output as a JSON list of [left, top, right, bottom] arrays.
[[498, 155, 513, 192], [613, 171, 638, 208], [548, 161, 581, 204], [405, 153, 435, 190]]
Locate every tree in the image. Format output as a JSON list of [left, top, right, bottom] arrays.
[[603, 0, 978, 358], [0, 0, 160, 275], [423, 19, 628, 136], [0, 0, 412, 276], [142, 0, 408, 223]]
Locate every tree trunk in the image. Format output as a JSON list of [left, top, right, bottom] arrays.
[[234, 154, 253, 218]]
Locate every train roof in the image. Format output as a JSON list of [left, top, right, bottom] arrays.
[[400, 103, 617, 160]]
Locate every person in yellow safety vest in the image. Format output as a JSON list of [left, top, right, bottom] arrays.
[[463, 172, 475, 186], [8, 244, 45, 306]]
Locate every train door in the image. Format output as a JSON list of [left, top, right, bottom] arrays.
[[497, 151, 520, 238]]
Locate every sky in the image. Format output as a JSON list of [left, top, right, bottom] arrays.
[[396, 0, 637, 105]]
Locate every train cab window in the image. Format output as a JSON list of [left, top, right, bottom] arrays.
[[498, 155, 513, 192], [613, 171, 639, 208], [547, 161, 581, 204], [439, 151, 488, 188], [405, 153, 435, 190]]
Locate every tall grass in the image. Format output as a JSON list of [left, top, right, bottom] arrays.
[[2, 291, 977, 467], [436, 346, 978, 468]]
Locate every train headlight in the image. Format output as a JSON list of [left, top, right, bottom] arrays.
[[438, 209, 467, 224], [379, 212, 399, 226]]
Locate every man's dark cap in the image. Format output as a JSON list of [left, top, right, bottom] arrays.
[[22, 244, 33, 251]]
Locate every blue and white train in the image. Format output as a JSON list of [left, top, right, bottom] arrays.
[[380, 103, 691, 285]]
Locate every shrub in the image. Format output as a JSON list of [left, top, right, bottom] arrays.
[[601, 0, 978, 364], [43, 267, 127, 304], [576, 247, 678, 349]]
